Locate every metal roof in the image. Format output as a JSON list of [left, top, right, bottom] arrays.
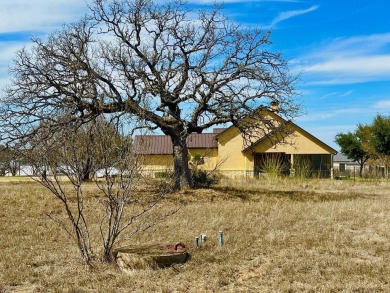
[[134, 131, 221, 155], [333, 153, 356, 162]]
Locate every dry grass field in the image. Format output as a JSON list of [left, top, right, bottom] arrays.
[[1, 177, 390, 292]]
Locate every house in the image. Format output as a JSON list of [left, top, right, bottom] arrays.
[[134, 110, 337, 178], [333, 153, 362, 177], [2, 164, 35, 176]]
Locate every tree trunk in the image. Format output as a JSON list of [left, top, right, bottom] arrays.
[[10, 161, 18, 176], [171, 135, 192, 190], [82, 156, 93, 181], [359, 162, 364, 177], [102, 245, 115, 263]]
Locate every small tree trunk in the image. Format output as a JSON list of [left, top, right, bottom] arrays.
[[171, 135, 192, 190], [102, 245, 115, 263], [10, 162, 18, 176], [359, 162, 364, 177], [82, 156, 93, 181]]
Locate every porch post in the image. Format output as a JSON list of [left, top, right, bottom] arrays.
[[331, 154, 334, 179], [289, 154, 295, 177]]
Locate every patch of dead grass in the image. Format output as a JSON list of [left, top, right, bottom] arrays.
[[1, 179, 390, 292]]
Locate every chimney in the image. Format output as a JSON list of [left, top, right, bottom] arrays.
[[270, 101, 280, 113]]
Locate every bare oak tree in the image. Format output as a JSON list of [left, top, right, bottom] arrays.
[[1, 0, 299, 189]]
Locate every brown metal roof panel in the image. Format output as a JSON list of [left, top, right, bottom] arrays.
[[187, 133, 218, 148], [134, 132, 218, 155], [134, 135, 173, 155]]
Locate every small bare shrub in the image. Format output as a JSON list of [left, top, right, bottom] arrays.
[[19, 118, 177, 265]]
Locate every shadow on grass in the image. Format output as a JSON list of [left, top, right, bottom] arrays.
[[212, 186, 371, 203]]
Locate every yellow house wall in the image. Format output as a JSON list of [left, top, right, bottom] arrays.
[[188, 148, 219, 170], [217, 127, 248, 172], [141, 155, 173, 171], [251, 131, 331, 154]]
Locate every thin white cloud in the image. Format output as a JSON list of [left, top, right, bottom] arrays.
[[298, 106, 377, 123], [0, 42, 27, 63], [0, 0, 87, 34], [0, 42, 30, 82], [270, 5, 319, 26], [373, 100, 390, 110], [0, 42, 32, 91], [305, 55, 390, 75], [339, 90, 353, 97], [315, 90, 354, 99], [295, 33, 390, 84], [0, 1, 88, 91], [301, 33, 390, 61]]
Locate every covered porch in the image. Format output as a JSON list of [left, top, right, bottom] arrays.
[[252, 152, 332, 178]]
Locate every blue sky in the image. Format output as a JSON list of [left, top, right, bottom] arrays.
[[1, 0, 390, 150]]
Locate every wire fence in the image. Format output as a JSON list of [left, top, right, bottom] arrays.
[[334, 166, 390, 180], [140, 168, 333, 179]]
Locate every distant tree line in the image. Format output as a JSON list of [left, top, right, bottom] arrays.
[[335, 114, 390, 177], [0, 117, 127, 179], [0, 145, 20, 176]]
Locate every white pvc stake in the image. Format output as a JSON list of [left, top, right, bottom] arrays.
[[194, 236, 199, 248], [219, 231, 223, 247]]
